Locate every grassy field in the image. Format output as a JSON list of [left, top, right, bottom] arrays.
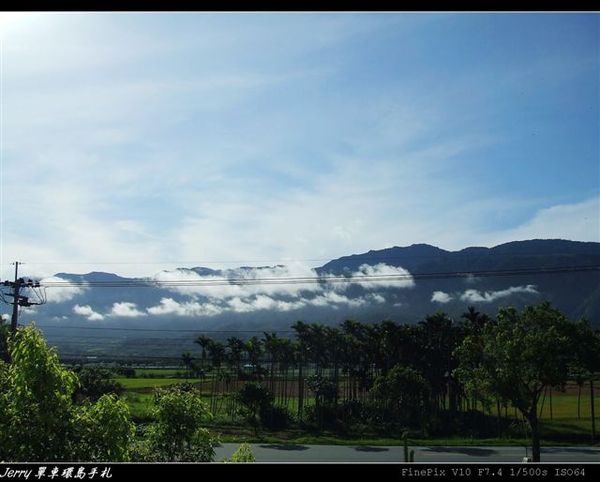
[[117, 371, 599, 446], [133, 368, 186, 377], [116, 377, 193, 390]]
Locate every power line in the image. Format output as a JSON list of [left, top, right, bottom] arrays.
[[58, 353, 191, 360], [30, 325, 296, 333], [12, 250, 600, 267], [36, 265, 600, 288]]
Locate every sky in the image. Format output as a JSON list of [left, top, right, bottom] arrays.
[[0, 12, 598, 279]]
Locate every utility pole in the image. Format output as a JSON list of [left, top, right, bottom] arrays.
[[2, 261, 42, 334], [10, 262, 21, 333]]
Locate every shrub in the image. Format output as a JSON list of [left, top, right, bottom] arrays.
[[370, 365, 430, 427], [73, 366, 124, 402], [259, 405, 291, 431], [231, 443, 256, 462], [236, 382, 273, 433], [71, 394, 135, 461], [137, 386, 217, 462]]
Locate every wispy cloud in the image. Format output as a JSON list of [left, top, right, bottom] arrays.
[[73, 304, 104, 321], [2, 14, 597, 280], [482, 197, 600, 247], [459, 285, 539, 304], [431, 291, 453, 303], [144, 263, 400, 316], [41, 276, 86, 303], [146, 297, 223, 317], [109, 302, 146, 318]]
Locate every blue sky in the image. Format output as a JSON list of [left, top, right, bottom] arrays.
[[0, 12, 598, 278]]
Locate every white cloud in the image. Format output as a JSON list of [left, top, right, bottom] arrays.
[[1, 14, 595, 283], [73, 304, 104, 321], [340, 263, 415, 290], [484, 197, 600, 246], [227, 295, 306, 313], [307, 291, 367, 308], [460, 285, 539, 303], [146, 286, 388, 318], [147, 297, 223, 317], [145, 263, 405, 316], [41, 276, 86, 303], [368, 293, 386, 304], [431, 291, 453, 303], [153, 263, 413, 302], [110, 302, 146, 318], [152, 269, 242, 299]]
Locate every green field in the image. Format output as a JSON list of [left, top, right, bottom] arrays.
[[133, 368, 186, 377], [117, 377, 193, 390], [117, 371, 599, 446]]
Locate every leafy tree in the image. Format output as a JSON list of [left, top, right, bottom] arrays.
[[0, 317, 9, 363], [73, 366, 124, 402], [370, 365, 430, 425], [306, 374, 337, 409], [141, 386, 217, 462], [461, 306, 491, 334], [417, 312, 459, 412], [0, 325, 79, 460], [71, 394, 135, 461], [454, 302, 577, 462], [0, 325, 134, 461], [306, 374, 338, 429], [236, 381, 273, 434]]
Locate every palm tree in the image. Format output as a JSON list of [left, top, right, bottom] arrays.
[[570, 321, 600, 443], [245, 336, 263, 374], [417, 312, 457, 412], [207, 341, 226, 414], [263, 332, 279, 394], [292, 321, 313, 420], [195, 335, 213, 371], [461, 306, 491, 333], [181, 351, 194, 378], [226, 336, 245, 375]]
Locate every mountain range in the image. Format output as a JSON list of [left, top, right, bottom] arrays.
[[8, 239, 600, 358]]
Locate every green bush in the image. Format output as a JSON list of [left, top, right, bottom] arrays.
[[370, 365, 430, 426], [71, 394, 135, 461], [134, 386, 217, 461], [73, 366, 124, 402], [259, 405, 291, 431], [231, 443, 256, 462]]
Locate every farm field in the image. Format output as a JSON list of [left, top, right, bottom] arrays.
[[117, 369, 600, 447], [116, 377, 193, 390]]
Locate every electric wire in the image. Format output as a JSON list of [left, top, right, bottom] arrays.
[[34, 265, 600, 289]]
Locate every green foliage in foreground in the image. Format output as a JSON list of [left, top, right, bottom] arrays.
[[132, 386, 217, 462], [0, 326, 218, 462], [231, 443, 256, 462], [0, 326, 135, 462]]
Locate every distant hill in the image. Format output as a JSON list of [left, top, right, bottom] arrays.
[[11, 239, 600, 357], [319, 239, 600, 322]]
